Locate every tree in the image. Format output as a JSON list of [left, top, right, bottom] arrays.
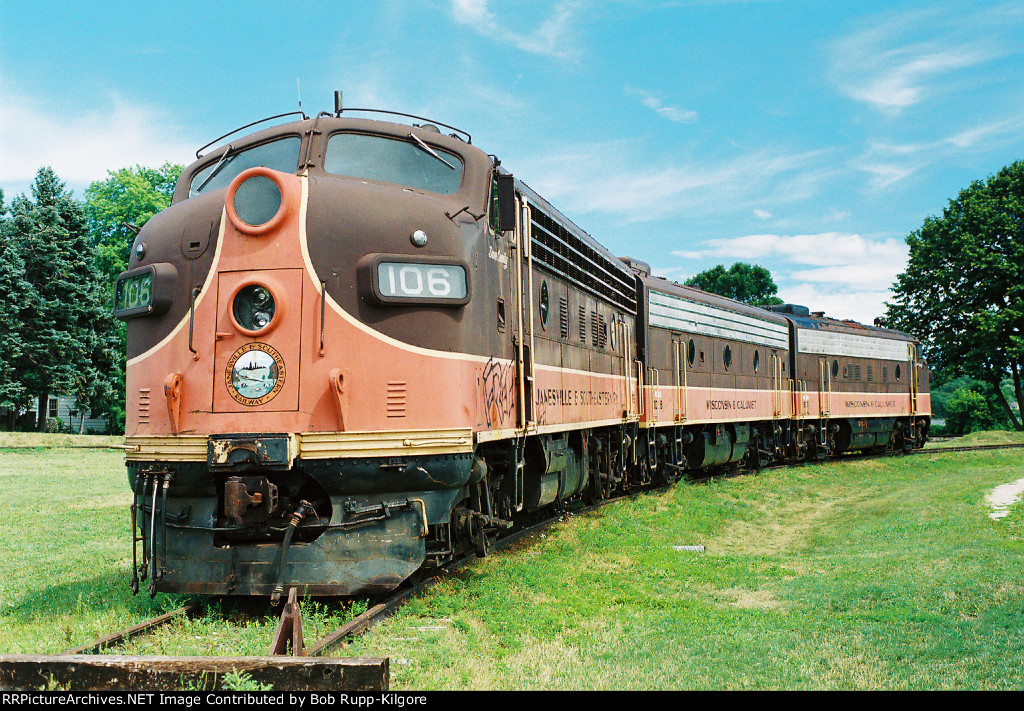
[[85, 163, 181, 283], [4, 168, 120, 431], [82, 164, 182, 434], [929, 375, 1013, 433], [685, 262, 784, 305], [944, 387, 999, 435], [885, 160, 1024, 431], [0, 190, 40, 427]]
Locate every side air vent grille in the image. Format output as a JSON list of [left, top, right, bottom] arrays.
[[529, 206, 636, 313]]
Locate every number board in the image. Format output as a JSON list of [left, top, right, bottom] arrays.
[[113, 264, 176, 319], [370, 259, 470, 306]]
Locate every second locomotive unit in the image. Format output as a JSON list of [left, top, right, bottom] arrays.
[[116, 98, 930, 599]]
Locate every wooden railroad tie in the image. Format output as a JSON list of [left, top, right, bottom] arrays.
[[0, 654, 388, 691]]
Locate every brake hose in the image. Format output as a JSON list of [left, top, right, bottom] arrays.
[[271, 500, 312, 606]]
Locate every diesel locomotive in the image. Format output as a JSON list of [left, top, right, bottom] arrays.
[[116, 99, 931, 600]]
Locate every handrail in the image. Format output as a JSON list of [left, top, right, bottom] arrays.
[[196, 111, 309, 158], [337, 107, 471, 144]]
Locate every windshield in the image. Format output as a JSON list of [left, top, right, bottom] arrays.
[[189, 136, 302, 197], [324, 133, 464, 194]]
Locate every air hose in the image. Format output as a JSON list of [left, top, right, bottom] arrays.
[[271, 500, 312, 606]]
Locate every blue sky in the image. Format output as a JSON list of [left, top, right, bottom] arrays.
[[2, 0, 1022, 324]]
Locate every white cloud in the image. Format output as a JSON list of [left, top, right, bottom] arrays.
[[754, 209, 772, 220], [452, 0, 492, 25], [827, 5, 1015, 113], [853, 157, 920, 190], [672, 232, 907, 271], [669, 232, 910, 324], [943, 116, 1024, 150], [451, 0, 583, 61], [788, 264, 900, 292], [840, 46, 988, 111], [626, 87, 698, 124], [851, 112, 1024, 189], [522, 140, 829, 223], [777, 283, 892, 325], [0, 82, 195, 199]]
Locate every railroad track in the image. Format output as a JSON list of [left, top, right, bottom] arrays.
[[304, 439, 1024, 646], [914, 442, 1024, 455], [59, 499, 608, 659]]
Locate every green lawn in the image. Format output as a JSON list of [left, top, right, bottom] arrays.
[[1, 432, 1022, 690]]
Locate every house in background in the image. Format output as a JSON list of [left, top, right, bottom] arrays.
[[0, 394, 109, 433]]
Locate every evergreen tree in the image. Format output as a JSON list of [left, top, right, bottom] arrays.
[[6, 168, 119, 431], [0, 191, 40, 427]]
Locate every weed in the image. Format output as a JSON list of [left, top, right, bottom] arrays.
[[222, 669, 273, 691]]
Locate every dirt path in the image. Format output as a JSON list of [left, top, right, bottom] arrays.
[[988, 477, 1024, 520]]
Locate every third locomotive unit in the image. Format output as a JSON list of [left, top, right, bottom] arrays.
[[115, 98, 931, 600]]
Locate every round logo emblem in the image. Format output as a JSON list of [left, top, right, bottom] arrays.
[[225, 342, 286, 406]]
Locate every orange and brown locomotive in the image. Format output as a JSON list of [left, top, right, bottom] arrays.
[[116, 99, 930, 600]]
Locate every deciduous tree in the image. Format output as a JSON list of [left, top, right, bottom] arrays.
[[886, 160, 1024, 430], [85, 163, 181, 282], [944, 387, 999, 435], [83, 163, 181, 433], [685, 262, 784, 306]]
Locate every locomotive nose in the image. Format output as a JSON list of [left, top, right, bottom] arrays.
[[210, 167, 307, 414], [225, 167, 300, 236]]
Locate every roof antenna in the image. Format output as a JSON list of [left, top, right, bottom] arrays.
[[297, 79, 302, 112], [334, 90, 343, 116]]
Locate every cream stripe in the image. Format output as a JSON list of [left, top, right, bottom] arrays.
[[126, 210, 228, 367]]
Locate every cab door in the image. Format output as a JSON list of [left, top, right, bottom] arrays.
[[818, 357, 832, 417], [673, 336, 688, 422]]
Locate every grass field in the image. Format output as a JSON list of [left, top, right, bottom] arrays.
[[1, 431, 1022, 690]]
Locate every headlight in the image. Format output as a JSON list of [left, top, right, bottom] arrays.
[[232, 284, 277, 332]]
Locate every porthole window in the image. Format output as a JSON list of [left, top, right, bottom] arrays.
[[539, 281, 549, 328], [895, 364, 901, 381], [753, 350, 760, 373], [687, 339, 696, 367], [233, 175, 282, 227], [832, 359, 839, 379], [723, 345, 733, 370]]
